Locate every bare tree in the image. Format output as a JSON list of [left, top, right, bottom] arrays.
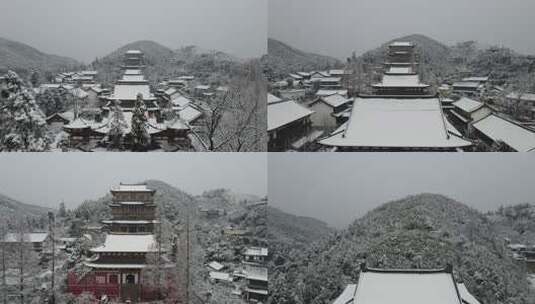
[[209, 61, 267, 152]]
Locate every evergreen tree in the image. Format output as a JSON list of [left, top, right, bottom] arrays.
[[130, 93, 150, 151], [0, 71, 50, 151], [107, 102, 127, 150], [58, 202, 67, 218], [30, 70, 40, 88]]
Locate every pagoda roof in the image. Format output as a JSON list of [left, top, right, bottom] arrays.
[[91, 234, 157, 253], [390, 41, 414, 47], [124, 69, 142, 75], [101, 220, 160, 225], [109, 84, 156, 101], [352, 266, 462, 304], [373, 75, 429, 88], [111, 183, 154, 193], [244, 247, 268, 257], [83, 262, 148, 269], [319, 97, 472, 149]]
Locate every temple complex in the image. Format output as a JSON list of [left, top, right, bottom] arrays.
[[319, 41, 472, 151], [62, 50, 201, 151], [68, 183, 172, 302]]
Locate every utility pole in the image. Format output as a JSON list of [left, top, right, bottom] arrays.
[[48, 212, 55, 304], [2, 226, 6, 304], [185, 212, 190, 304]]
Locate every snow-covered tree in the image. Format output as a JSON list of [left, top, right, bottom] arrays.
[[107, 102, 127, 150], [130, 93, 150, 151], [0, 71, 50, 151]]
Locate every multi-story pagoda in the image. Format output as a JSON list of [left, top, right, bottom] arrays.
[[372, 42, 431, 96], [320, 41, 472, 151], [103, 50, 158, 111], [68, 183, 168, 302], [122, 50, 147, 70]]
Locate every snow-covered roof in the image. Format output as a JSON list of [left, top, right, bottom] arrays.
[[64, 117, 91, 129], [126, 50, 142, 55], [245, 265, 268, 281], [268, 100, 314, 131], [111, 183, 153, 192], [390, 41, 413, 47], [84, 262, 148, 269], [457, 283, 481, 304], [386, 67, 412, 74], [101, 220, 159, 224], [116, 201, 146, 205], [70, 88, 89, 99], [353, 268, 462, 304], [472, 114, 535, 152], [111, 84, 153, 100], [462, 76, 489, 82], [319, 77, 341, 83], [209, 271, 233, 282], [91, 234, 157, 253], [124, 69, 142, 75], [374, 75, 428, 88], [172, 95, 192, 107], [320, 98, 472, 149], [453, 97, 484, 113], [119, 75, 146, 83], [297, 72, 311, 77], [319, 94, 352, 108], [3, 232, 49, 243], [178, 105, 203, 123], [208, 261, 225, 271], [81, 70, 98, 76], [316, 89, 348, 97], [267, 93, 282, 104], [47, 111, 75, 122], [164, 118, 190, 130], [333, 284, 357, 304], [245, 247, 268, 257], [507, 92, 535, 102], [453, 82, 481, 89], [289, 73, 303, 80], [164, 87, 177, 96], [195, 85, 211, 90]]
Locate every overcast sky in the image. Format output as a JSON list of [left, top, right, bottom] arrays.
[[269, 153, 535, 229], [0, 0, 267, 63], [269, 0, 535, 59], [0, 153, 266, 209]]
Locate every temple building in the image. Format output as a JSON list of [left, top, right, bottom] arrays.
[[63, 50, 199, 151], [320, 41, 472, 151], [103, 50, 158, 112], [68, 183, 172, 302], [332, 264, 480, 304]]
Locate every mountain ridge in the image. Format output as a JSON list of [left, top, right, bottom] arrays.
[[269, 193, 534, 304], [0, 37, 82, 73]]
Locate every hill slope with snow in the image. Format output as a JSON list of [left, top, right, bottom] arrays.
[[269, 194, 534, 304], [0, 37, 81, 73]]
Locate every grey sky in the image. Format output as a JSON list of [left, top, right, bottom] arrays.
[[0, 153, 266, 209], [1, 0, 267, 63], [269, 0, 535, 59], [269, 153, 535, 229]]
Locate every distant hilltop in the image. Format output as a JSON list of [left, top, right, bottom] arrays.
[[262, 38, 342, 79], [0, 37, 82, 73]]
